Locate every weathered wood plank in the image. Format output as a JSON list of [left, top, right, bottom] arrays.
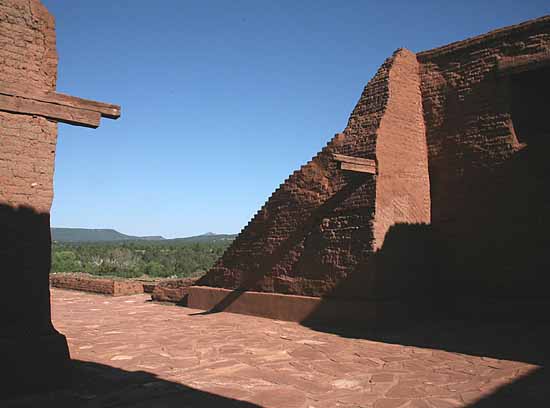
[[333, 153, 377, 174], [340, 161, 377, 174], [46, 91, 120, 119], [333, 153, 376, 167], [0, 82, 120, 119], [0, 93, 101, 128]]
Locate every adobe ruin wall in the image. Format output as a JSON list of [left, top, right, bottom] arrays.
[[198, 48, 434, 301], [418, 17, 550, 298], [197, 16, 550, 314]]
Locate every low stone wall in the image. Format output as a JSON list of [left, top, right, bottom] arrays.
[[151, 280, 417, 326], [112, 280, 144, 296], [50, 274, 144, 296], [151, 278, 197, 303], [183, 287, 550, 325], [185, 286, 412, 326]]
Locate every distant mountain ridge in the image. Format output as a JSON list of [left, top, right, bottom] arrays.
[[51, 227, 235, 243], [169, 233, 236, 243], [51, 228, 164, 242]]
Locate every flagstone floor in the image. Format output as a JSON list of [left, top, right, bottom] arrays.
[[6, 288, 549, 407]]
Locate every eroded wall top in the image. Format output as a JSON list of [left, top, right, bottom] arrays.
[[0, 0, 57, 90]]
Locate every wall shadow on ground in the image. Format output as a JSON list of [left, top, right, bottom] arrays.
[[301, 214, 550, 406], [301, 138, 550, 406], [466, 367, 549, 407], [2, 359, 260, 408], [305, 318, 550, 407]]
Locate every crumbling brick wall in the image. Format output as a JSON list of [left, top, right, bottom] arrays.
[[197, 55, 392, 297], [199, 49, 431, 300]]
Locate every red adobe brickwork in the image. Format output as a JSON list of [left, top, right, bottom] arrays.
[[0, 0, 58, 212], [197, 49, 434, 299], [199, 49, 429, 299], [197, 16, 550, 313]]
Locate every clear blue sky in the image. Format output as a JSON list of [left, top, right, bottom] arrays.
[[43, 0, 549, 238]]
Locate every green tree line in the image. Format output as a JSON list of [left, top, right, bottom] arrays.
[[51, 240, 230, 279]]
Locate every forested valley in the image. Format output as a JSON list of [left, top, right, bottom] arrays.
[[51, 240, 231, 279]]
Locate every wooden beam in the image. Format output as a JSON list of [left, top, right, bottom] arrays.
[[340, 161, 377, 174], [333, 153, 377, 174], [45, 91, 120, 119], [0, 82, 120, 120], [333, 154, 376, 166], [0, 93, 101, 128]]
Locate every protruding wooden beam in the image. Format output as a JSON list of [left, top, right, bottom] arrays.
[[0, 82, 120, 127], [333, 153, 377, 174], [45, 91, 120, 119], [0, 93, 101, 128]]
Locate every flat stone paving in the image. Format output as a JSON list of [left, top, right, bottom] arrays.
[[7, 289, 550, 407]]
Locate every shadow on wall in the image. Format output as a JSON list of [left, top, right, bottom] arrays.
[[424, 64, 550, 303], [302, 147, 550, 326], [321, 222, 440, 301], [304, 95, 550, 324], [0, 203, 72, 396], [0, 203, 53, 334], [436, 143, 550, 301], [2, 359, 261, 408]]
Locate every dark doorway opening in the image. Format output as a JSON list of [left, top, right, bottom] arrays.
[[510, 65, 550, 149]]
